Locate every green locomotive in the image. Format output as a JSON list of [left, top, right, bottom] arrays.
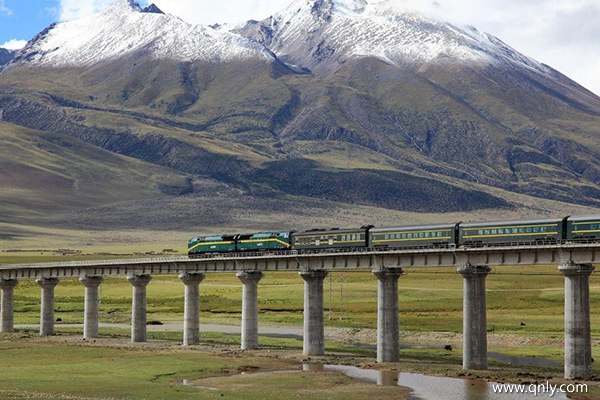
[[188, 231, 292, 257]]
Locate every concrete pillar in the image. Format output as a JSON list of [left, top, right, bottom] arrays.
[[373, 267, 403, 363], [79, 275, 103, 339], [37, 277, 59, 336], [299, 269, 328, 356], [127, 275, 152, 343], [179, 272, 205, 346], [0, 278, 18, 332], [559, 262, 595, 380], [458, 264, 491, 370], [237, 271, 264, 350]]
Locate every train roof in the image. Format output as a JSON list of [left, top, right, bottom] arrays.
[[568, 215, 600, 222], [295, 227, 366, 235], [371, 223, 458, 233], [237, 231, 292, 236], [460, 218, 564, 228]]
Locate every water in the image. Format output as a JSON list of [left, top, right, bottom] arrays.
[[321, 365, 569, 400], [183, 363, 569, 399]]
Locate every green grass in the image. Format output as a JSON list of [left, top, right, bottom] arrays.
[[3, 262, 600, 398], [0, 334, 409, 400]]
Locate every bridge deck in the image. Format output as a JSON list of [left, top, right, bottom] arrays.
[[1, 243, 598, 279]]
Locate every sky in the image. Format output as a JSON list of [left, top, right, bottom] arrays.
[[0, 0, 598, 95]]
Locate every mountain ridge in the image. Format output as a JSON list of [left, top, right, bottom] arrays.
[[1, 0, 599, 232]]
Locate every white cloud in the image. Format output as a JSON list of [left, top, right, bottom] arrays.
[[0, 0, 13, 16], [58, 0, 120, 21], [1, 39, 27, 50], [149, 0, 283, 25]]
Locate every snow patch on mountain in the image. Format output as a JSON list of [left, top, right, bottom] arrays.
[[236, 0, 550, 74], [20, 0, 273, 67]]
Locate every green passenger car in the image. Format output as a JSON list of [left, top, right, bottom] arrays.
[[293, 228, 369, 251], [370, 223, 458, 249], [459, 218, 566, 246], [236, 231, 293, 252], [188, 234, 236, 256], [567, 215, 600, 243]]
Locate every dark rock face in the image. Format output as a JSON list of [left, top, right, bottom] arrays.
[[142, 4, 164, 14], [0, 48, 15, 66]]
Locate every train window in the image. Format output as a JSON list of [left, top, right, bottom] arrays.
[[491, 229, 497, 234], [541, 227, 547, 232], [484, 230, 490, 235], [407, 233, 412, 238], [497, 229, 504, 234], [425, 232, 430, 238], [478, 230, 483, 235], [592, 224, 598, 230], [384, 234, 389, 240], [533, 227, 539, 233], [518, 228, 524, 233], [526, 227, 532, 233]]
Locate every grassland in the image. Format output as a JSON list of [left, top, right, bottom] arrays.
[[2, 248, 600, 398]]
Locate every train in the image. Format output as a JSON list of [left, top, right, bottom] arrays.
[[187, 215, 600, 257]]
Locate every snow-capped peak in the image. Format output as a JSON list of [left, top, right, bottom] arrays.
[[236, 0, 549, 74], [16, 0, 273, 68]]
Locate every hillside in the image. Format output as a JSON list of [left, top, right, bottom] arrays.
[[0, 0, 599, 237]]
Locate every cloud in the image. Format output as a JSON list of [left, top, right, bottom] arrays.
[[150, 0, 283, 25], [58, 0, 120, 21], [55, 0, 284, 24], [0, 0, 13, 16], [1, 39, 27, 50]]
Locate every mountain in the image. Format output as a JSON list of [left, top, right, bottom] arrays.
[[233, 0, 600, 202], [12, 1, 273, 67], [0, 48, 15, 66], [1, 0, 599, 233]]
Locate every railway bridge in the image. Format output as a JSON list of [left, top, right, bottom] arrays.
[[1, 243, 599, 379]]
